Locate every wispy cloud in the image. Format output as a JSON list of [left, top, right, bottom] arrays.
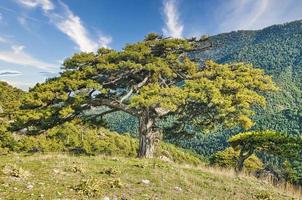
[[98, 35, 112, 49], [39, 71, 58, 78], [48, 2, 111, 52], [162, 0, 183, 38], [0, 45, 57, 70], [17, 0, 54, 11], [0, 70, 22, 77], [216, 0, 302, 32], [17, 0, 112, 51]]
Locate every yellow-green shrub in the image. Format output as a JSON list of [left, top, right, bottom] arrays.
[[209, 147, 263, 172]]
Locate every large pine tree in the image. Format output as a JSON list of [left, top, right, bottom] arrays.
[[15, 34, 277, 158]]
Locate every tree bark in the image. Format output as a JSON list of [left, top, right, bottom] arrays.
[[137, 131, 158, 158], [137, 111, 159, 158], [236, 149, 253, 174]]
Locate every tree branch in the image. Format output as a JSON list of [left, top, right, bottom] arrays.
[[119, 74, 150, 103], [89, 98, 139, 117]]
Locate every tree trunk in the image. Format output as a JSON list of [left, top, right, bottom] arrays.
[[137, 131, 158, 158], [137, 111, 159, 158], [236, 156, 245, 173], [236, 149, 253, 174]]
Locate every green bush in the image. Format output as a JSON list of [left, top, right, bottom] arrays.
[[209, 147, 263, 172], [12, 121, 202, 165]]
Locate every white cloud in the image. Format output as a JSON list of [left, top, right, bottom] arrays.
[[162, 0, 183, 38], [48, 3, 100, 52], [50, 2, 112, 51], [0, 70, 22, 77], [18, 1, 112, 52], [17, 0, 54, 11], [0, 45, 57, 70], [98, 35, 112, 49], [216, 0, 302, 32]]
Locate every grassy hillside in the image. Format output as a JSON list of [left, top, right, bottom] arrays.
[[0, 153, 300, 200]]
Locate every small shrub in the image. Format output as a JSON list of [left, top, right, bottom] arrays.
[[107, 178, 123, 188], [65, 165, 84, 173], [72, 177, 101, 197], [1, 164, 30, 178], [100, 167, 121, 176], [209, 147, 263, 172], [72, 177, 123, 197], [254, 191, 273, 200]]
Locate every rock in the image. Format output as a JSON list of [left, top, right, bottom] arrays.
[[26, 184, 34, 190], [174, 186, 182, 192], [103, 196, 110, 200], [18, 128, 28, 134], [111, 157, 119, 161], [141, 179, 150, 185], [159, 155, 173, 163]]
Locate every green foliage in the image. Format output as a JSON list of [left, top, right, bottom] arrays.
[[7, 121, 203, 165], [0, 81, 24, 118], [209, 147, 263, 172], [14, 34, 276, 158], [19, 121, 138, 156], [0, 81, 25, 153], [281, 160, 302, 185], [227, 130, 302, 180], [228, 130, 302, 159], [178, 20, 302, 156]]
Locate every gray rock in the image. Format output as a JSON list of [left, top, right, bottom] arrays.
[[26, 184, 34, 190], [159, 155, 173, 163], [141, 179, 150, 185], [174, 186, 182, 192]]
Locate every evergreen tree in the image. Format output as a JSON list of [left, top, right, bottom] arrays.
[[15, 34, 277, 158]]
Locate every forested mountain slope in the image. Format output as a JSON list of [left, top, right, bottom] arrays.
[[175, 20, 302, 155], [97, 20, 302, 156]]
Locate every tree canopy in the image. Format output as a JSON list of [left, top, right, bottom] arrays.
[[14, 34, 277, 158], [229, 130, 302, 172]]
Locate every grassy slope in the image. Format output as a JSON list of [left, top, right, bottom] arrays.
[[0, 153, 299, 200]]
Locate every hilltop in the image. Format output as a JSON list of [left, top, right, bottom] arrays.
[[0, 153, 300, 200]]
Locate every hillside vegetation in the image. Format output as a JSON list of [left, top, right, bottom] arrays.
[[0, 153, 300, 200], [1, 20, 302, 199], [84, 21, 302, 157]]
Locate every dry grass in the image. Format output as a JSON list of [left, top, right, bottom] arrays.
[[194, 164, 302, 199], [0, 153, 300, 200]]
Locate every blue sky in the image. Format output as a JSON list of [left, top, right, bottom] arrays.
[[1, 0, 302, 90]]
